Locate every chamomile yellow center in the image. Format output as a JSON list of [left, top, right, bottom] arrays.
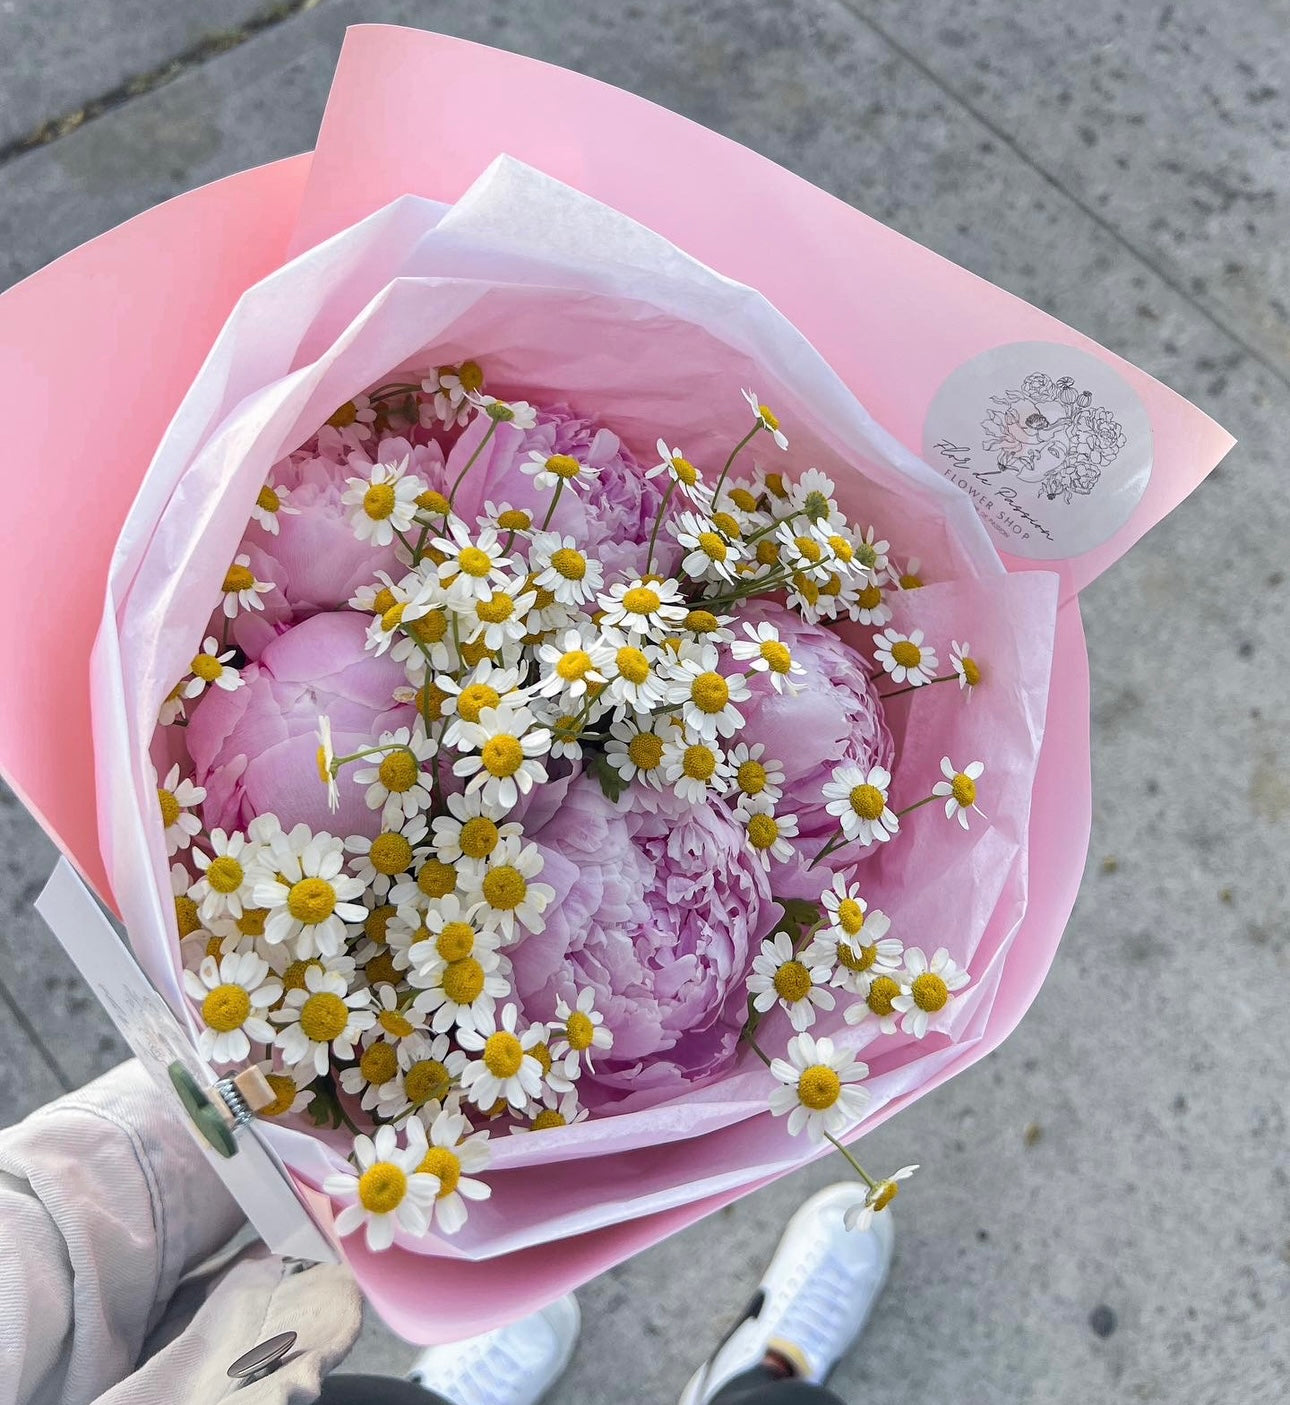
[[531, 1109, 567, 1131], [404, 1059, 450, 1106], [371, 587, 398, 616], [476, 593, 516, 627], [757, 404, 780, 430], [369, 832, 413, 875], [867, 976, 901, 1017], [223, 563, 254, 594], [256, 484, 281, 514], [565, 1011, 596, 1051], [697, 531, 727, 562], [287, 877, 337, 925], [849, 784, 886, 821], [417, 860, 457, 899], [281, 958, 321, 992], [628, 732, 664, 770], [481, 865, 526, 911], [793, 536, 822, 564], [458, 360, 484, 393], [543, 454, 581, 480], [416, 681, 450, 723], [556, 649, 593, 681], [261, 1073, 299, 1118], [205, 855, 244, 894], [737, 759, 767, 795], [457, 683, 500, 723], [378, 750, 419, 794], [481, 735, 524, 777], [746, 813, 780, 851], [192, 652, 224, 682], [681, 744, 717, 781], [366, 952, 400, 987], [407, 610, 448, 646], [363, 482, 397, 520], [174, 895, 200, 937], [891, 640, 922, 669], [756, 540, 781, 568], [797, 1064, 841, 1110], [441, 958, 485, 1006], [711, 511, 742, 538], [670, 455, 698, 486], [773, 960, 812, 1003], [837, 941, 877, 973], [359, 1042, 399, 1086], [609, 647, 647, 686], [328, 400, 358, 427], [911, 972, 949, 1012], [549, 546, 587, 580], [457, 546, 493, 578], [157, 788, 181, 829], [951, 773, 977, 808], [760, 640, 793, 674], [365, 905, 395, 945], [835, 898, 865, 936], [623, 586, 661, 616], [236, 907, 268, 937], [436, 922, 476, 963], [900, 570, 924, 589], [858, 585, 883, 612], [496, 508, 531, 532], [961, 656, 982, 686], [379, 1008, 415, 1039], [417, 489, 452, 516], [202, 984, 250, 1032], [458, 817, 500, 861], [690, 672, 730, 713], [729, 488, 759, 512], [358, 1162, 407, 1214], [483, 1031, 525, 1079], [299, 991, 349, 1043], [381, 603, 407, 634], [419, 1146, 462, 1197]]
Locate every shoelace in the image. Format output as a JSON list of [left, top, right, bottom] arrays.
[[431, 1329, 545, 1405], [770, 1243, 868, 1372]]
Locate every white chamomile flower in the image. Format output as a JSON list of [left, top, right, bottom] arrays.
[[386, 852, 462, 917], [250, 480, 298, 534], [873, 628, 938, 686], [522, 449, 597, 495], [405, 1100, 493, 1234], [272, 963, 375, 1077], [325, 393, 377, 440], [452, 704, 551, 811], [528, 531, 605, 608], [853, 526, 891, 581], [933, 757, 986, 830], [354, 728, 437, 827], [605, 717, 669, 790], [787, 468, 842, 530], [535, 627, 613, 702], [844, 1166, 919, 1233], [523, 1088, 589, 1132], [678, 605, 738, 645], [843, 970, 906, 1035], [406, 897, 503, 980], [253, 826, 367, 958], [949, 640, 982, 694], [458, 1003, 545, 1111], [373, 1036, 468, 1121], [189, 828, 258, 923], [768, 1032, 869, 1141], [731, 621, 806, 695], [365, 982, 432, 1066], [818, 876, 901, 993], [431, 790, 523, 883], [388, 599, 455, 678], [345, 816, 427, 897], [322, 1124, 440, 1252], [891, 556, 925, 590], [672, 510, 744, 584], [596, 577, 688, 640], [423, 361, 484, 428], [158, 683, 186, 727], [601, 633, 667, 713], [549, 988, 614, 1075], [775, 522, 833, 581], [339, 1036, 406, 1111], [748, 932, 836, 1032], [647, 440, 713, 506], [822, 764, 899, 847], [182, 637, 243, 700], [469, 838, 556, 943], [662, 644, 750, 742], [409, 937, 510, 1034], [660, 732, 733, 805], [438, 662, 530, 749], [739, 799, 799, 870], [467, 393, 538, 431], [727, 742, 785, 811], [891, 948, 970, 1038], [433, 520, 514, 603], [848, 577, 892, 627], [315, 715, 340, 813], [741, 388, 789, 450], [250, 1060, 315, 1120], [183, 951, 281, 1065], [156, 764, 205, 856], [481, 500, 533, 536], [341, 455, 424, 546], [220, 553, 272, 617]]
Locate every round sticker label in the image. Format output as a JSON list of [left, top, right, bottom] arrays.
[[922, 341, 1153, 561]]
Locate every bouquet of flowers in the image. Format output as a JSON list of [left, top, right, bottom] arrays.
[[0, 27, 1231, 1342]]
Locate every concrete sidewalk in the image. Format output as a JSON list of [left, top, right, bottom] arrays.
[[0, 3, 1286, 1401]]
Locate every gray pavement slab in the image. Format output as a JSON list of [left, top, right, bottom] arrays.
[[0, 3, 1285, 1402], [0, 0, 293, 153]]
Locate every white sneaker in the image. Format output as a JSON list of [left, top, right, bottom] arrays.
[[407, 1293, 580, 1405], [679, 1183, 893, 1403]]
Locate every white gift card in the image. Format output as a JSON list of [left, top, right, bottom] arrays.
[[35, 858, 336, 1264]]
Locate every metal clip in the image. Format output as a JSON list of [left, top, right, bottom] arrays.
[[168, 1062, 275, 1158]]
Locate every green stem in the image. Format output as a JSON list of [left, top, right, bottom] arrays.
[[711, 423, 762, 504], [448, 418, 499, 506], [540, 478, 566, 532], [822, 1130, 878, 1190], [808, 824, 847, 870], [878, 674, 958, 701], [644, 479, 678, 576], [894, 794, 938, 819]]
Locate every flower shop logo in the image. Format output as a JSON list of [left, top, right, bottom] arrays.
[[923, 341, 1153, 562]]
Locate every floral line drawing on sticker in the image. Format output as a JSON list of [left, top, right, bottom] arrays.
[[979, 371, 1127, 504]]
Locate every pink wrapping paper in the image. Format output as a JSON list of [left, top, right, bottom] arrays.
[[0, 25, 1231, 1343]]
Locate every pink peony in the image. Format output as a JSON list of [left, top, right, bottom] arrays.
[[736, 598, 894, 858], [240, 436, 446, 633], [447, 405, 673, 578], [186, 611, 416, 839], [510, 777, 775, 1099]]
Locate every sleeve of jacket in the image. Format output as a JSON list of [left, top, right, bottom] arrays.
[[0, 1059, 246, 1405]]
